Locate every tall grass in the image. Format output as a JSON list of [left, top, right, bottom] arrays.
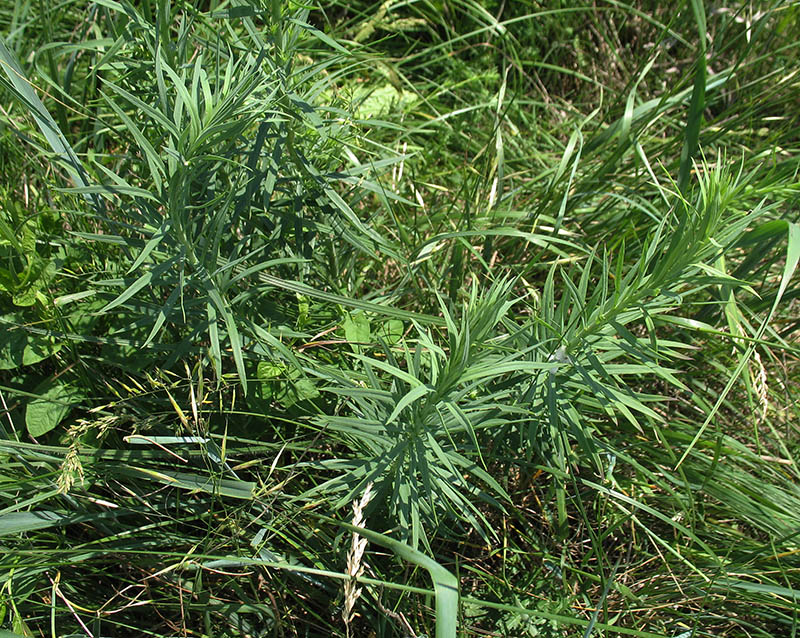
[[1, 0, 799, 636]]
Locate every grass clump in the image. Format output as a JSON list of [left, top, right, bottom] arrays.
[[1, 1, 800, 637]]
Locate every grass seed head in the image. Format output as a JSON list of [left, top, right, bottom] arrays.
[[343, 482, 374, 633]]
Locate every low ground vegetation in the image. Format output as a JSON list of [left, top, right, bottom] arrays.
[[1, 1, 799, 636]]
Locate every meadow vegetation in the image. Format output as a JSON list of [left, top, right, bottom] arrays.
[[1, 0, 799, 636]]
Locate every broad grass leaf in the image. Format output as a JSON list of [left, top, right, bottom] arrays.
[[331, 519, 460, 638], [0, 511, 70, 536], [114, 466, 255, 499], [207, 302, 222, 382], [678, 221, 800, 468], [223, 306, 248, 397]]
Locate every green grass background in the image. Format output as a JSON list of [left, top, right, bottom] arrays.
[[1, 0, 799, 636]]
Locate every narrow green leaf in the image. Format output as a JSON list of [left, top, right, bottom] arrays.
[[677, 0, 707, 193], [206, 285, 248, 396], [386, 384, 433, 426], [250, 273, 444, 325], [115, 466, 255, 499], [0, 38, 99, 211], [287, 18, 350, 55], [143, 283, 182, 348], [102, 94, 166, 194], [101, 256, 177, 313], [127, 220, 171, 275], [677, 222, 800, 467]]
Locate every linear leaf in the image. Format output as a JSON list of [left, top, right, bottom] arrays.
[[0, 38, 99, 212], [101, 256, 177, 313]]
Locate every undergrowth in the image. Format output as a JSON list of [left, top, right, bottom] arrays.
[[1, 1, 799, 637]]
